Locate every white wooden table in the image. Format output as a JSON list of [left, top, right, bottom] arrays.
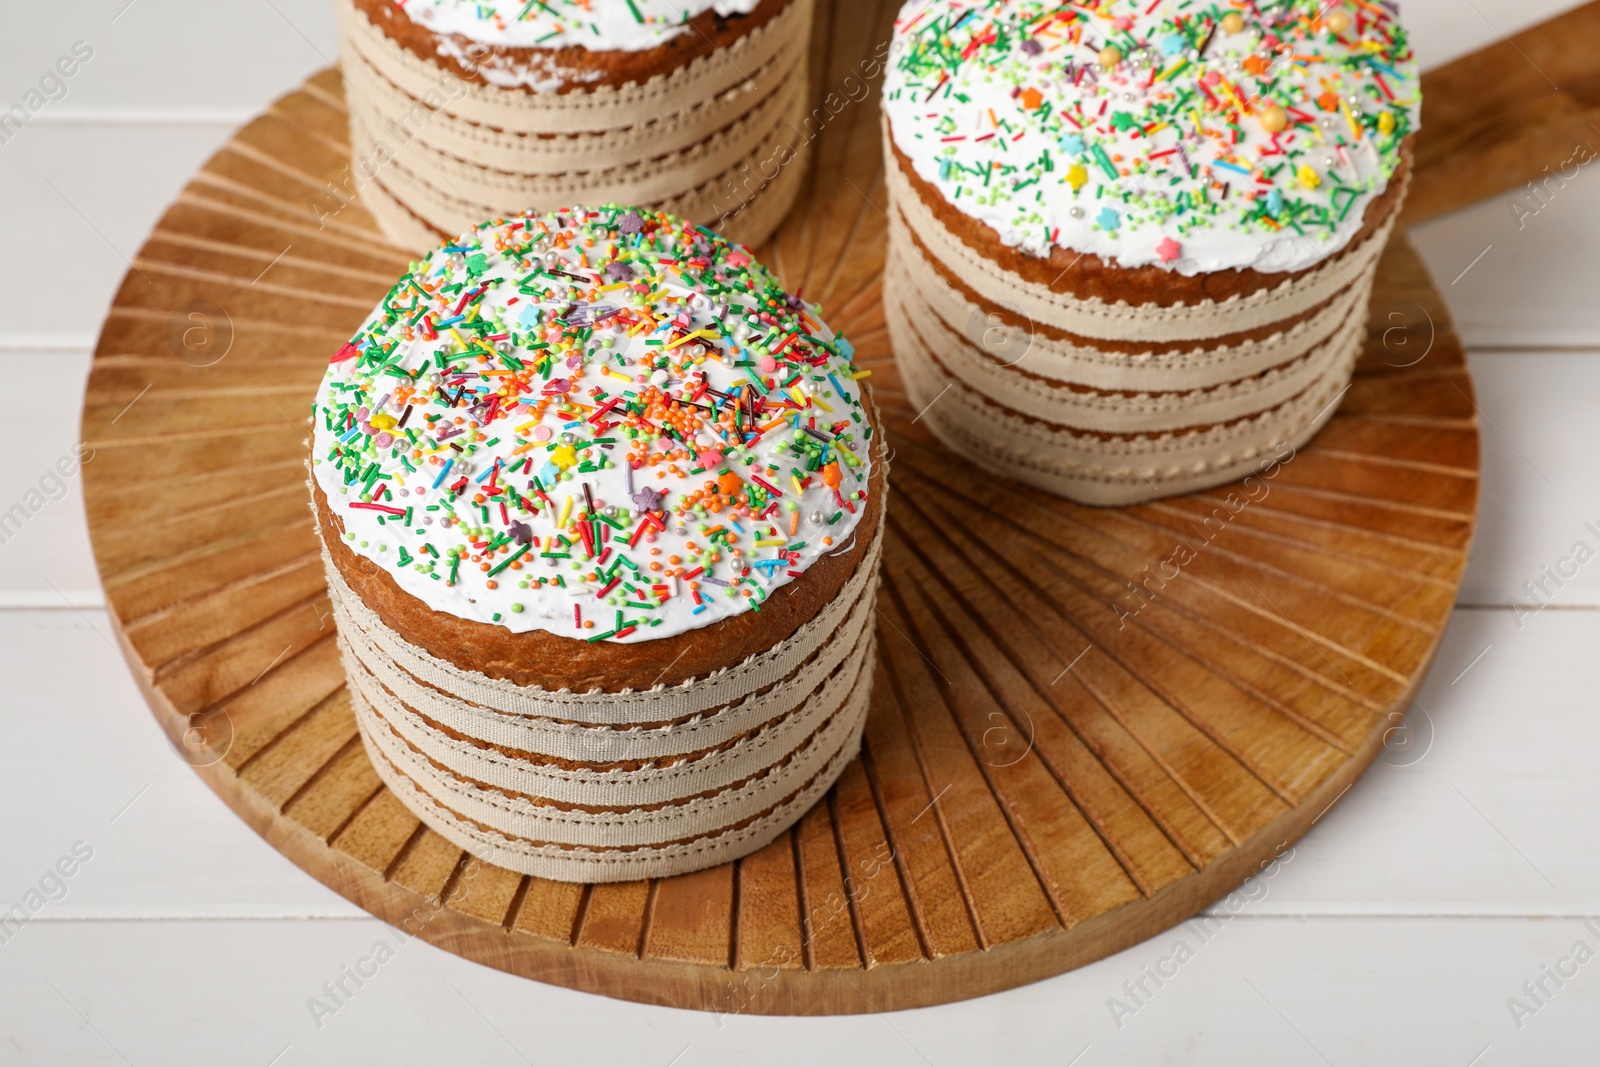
[[3, 1, 1597, 1062]]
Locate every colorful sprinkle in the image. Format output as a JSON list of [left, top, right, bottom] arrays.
[[312, 205, 872, 643]]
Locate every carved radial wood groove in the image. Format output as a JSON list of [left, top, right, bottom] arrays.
[[79, 0, 1507, 1013]]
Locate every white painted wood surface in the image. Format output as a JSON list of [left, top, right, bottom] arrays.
[[2, 1, 1598, 1062]]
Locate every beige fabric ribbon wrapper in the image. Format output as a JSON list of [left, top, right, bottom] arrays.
[[334, 0, 813, 252], [319, 507, 883, 882], [882, 127, 1406, 506]]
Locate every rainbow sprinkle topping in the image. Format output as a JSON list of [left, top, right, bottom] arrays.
[[884, 0, 1420, 274], [311, 205, 873, 642]]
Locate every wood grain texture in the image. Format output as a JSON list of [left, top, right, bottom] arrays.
[[1403, 0, 1600, 224], [81, 0, 1487, 1014]]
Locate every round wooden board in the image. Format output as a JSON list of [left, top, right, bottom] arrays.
[[81, 3, 1478, 1016]]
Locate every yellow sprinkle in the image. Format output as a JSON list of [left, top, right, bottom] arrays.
[[1340, 99, 1361, 142], [849, 370, 872, 379], [811, 395, 834, 413], [558, 495, 573, 528], [665, 328, 716, 350], [754, 539, 788, 548]]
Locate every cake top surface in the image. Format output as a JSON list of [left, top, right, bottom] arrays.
[[311, 205, 874, 644], [883, 0, 1420, 275], [391, 0, 763, 53]]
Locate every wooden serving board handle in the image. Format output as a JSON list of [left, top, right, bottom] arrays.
[[1405, 0, 1600, 224]]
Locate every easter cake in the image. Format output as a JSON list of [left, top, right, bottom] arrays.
[[309, 205, 883, 882], [336, 0, 813, 252], [882, 0, 1418, 504]]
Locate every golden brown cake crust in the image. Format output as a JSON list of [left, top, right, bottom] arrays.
[[886, 124, 1413, 308], [314, 401, 885, 694], [353, 0, 795, 94]]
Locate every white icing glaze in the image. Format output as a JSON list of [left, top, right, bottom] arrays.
[[310, 205, 873, 642], [882, 0, 1420, 274], [396, 0, 763, 54]]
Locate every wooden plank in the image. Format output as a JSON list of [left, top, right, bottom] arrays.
[[734, 834, 807, 974], [388, 830, 465, 903], [643, 866, 735, 967], [331, 788, 423, 875], [793, 802, 863, 970], [573, 882, 650, 957], [510, 879, 587, 944], [446, 859, 525, 927]]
